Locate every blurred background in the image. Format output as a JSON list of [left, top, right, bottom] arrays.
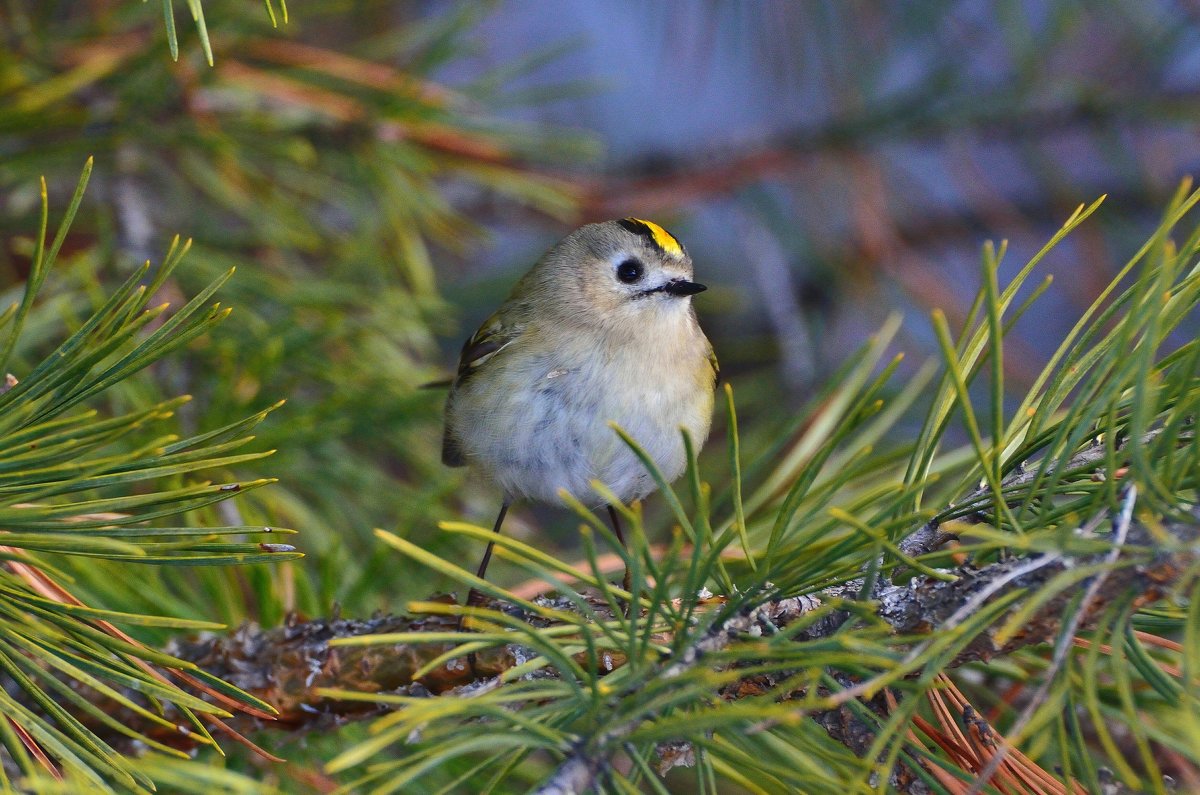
[[2, 0, 1199, 784]]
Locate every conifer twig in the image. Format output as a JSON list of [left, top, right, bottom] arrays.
[[963, 485, 1138, 795], [35, 502, 1192, 787]]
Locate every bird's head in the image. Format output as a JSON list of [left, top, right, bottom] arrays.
[[531, 217, 706, 329]]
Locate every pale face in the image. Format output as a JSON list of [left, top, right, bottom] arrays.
[[572, 219, 705, 325]]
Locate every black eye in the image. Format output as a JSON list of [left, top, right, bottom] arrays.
[[616, 258, 644, 283]]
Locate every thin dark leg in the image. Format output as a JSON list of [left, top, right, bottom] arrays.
[[606, 504, 632, 597], [460, 500, 508, 675], [461, 501, 510, 641]]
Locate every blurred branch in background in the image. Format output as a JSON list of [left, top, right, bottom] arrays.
[[733, 209, 815, 389], [577, 87, 1200, 220]]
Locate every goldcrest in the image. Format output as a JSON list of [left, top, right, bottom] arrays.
[[442, 218, 717, 592]]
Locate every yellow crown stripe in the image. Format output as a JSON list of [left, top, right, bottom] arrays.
[[628, 217, 683, 258]]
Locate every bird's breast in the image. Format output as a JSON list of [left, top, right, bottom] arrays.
[[450, 318, 713, 505]]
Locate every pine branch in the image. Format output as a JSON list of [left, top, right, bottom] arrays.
[[44, 501, 1194, 782], [533, 497, 1195, 794]]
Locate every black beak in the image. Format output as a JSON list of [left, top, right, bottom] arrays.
[[662, 279, 707, 296]]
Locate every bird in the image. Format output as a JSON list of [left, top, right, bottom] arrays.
[[442, 217, 717, 607]]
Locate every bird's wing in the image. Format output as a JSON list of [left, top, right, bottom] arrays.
[[423, 309, 523, 390], [454, 309, 523, 382], [707, 345, 721, 389], [441, 308, 524, 467]]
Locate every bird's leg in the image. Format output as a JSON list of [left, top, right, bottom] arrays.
[[460, 500, 509, 633], [606, 504, 633, 607]]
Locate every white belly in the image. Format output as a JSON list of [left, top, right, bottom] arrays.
[[448, 326, 713, 506]]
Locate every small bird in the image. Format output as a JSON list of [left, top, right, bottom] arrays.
[[442, 218, 717, 602]]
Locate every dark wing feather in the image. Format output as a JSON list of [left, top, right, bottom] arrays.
[[453, 310, 520, 380]]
